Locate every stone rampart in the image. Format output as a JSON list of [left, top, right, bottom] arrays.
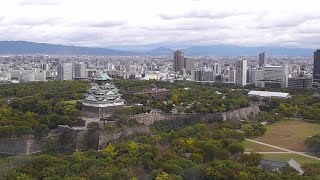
[[133, 105, 260, 126], [0, 134, 61, 155], [0, 105, 259, 155], [98, 126, 150, 150]]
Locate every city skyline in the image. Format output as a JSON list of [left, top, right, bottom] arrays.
[[0, 0, 320, 48]]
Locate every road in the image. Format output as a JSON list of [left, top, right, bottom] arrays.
[[245, 138, 320, 160]]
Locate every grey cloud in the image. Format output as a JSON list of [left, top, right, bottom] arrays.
[[159, 10, 245, 20], [144, 20, 229, 31], [12, 17, 61, 26], [255, 14, 320, 29], [70, 20, 126, 28], [19, 0, 63, 6], [88, 21, 126, 28]]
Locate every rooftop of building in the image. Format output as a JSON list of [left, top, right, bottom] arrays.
[[248, 90, 291, 98]]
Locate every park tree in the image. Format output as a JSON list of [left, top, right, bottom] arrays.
[[305, 134, 320, 153], [34, 124, 49, 139], [302, 162, 320, 176], [102, 143, 118, 158], [239, 152, 263, 167]]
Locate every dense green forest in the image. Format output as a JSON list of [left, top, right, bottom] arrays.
[[0, 81, 89, 138], [115, 80, 251, 113], [2, 80, 320, 179], [262, 92, 320, 122], [4, 121, 308, 179], [0, 80, 253, 138]]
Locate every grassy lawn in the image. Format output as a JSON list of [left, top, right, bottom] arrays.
[[253, 120, 320, 152], [243, 140, 285, 152], [263, 153, 318, 165]]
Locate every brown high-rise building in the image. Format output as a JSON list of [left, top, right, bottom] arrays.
[[173, 50, 184, 74]]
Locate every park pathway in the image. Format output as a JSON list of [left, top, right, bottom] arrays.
[[245, 138, 320, 161]]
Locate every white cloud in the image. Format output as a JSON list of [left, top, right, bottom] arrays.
[[0, 0, 319, 48]]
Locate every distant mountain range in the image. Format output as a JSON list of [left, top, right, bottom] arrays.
[[0, 41, 315, 56], [0, 41, 137, 56]]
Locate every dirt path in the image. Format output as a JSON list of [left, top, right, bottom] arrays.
[[246, 139, 320, 161]]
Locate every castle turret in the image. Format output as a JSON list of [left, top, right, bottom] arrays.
[[82, 73, 125, 118]]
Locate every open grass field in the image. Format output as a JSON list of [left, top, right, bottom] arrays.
[[253, 120, 320, 152], [243, 140, 285, 152], [263, 153, 318, 165]]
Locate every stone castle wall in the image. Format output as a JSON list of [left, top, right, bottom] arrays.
[[98, 126, 150, 150], [133, 105, 260, 126], [82, 105, 123, 118], [0, 134, 61, 155], [0, 105, 259, 155]]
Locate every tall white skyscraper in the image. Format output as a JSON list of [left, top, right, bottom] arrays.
[[236, 59, 247, 86], [57, 63, 73, 80]]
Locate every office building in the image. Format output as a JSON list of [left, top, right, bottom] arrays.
[[252, 69, 264, 86], [235, 59, 247, 86], [184, 58, 195, 73], [173, 50, 184, 74], [8, 70, 21, 80], [57, 63, 73, 80], [247, 69, 253, 84], [313, 50, 320, 87], [191, 69, 215, 82], [21, 71, 35, 82], [262, 65, 289, 88], [288, 77, 312, 89], [34, 71, 46, 81], [229, 70, 237, 83], [74, 62, 86, 78], [259, 52, 267, 68], [214, 63, 221, 75]]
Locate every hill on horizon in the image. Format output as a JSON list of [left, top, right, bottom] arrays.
[[0, 41, 314, 56]]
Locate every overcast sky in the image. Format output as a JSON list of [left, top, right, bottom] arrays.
[[0, 0, 319, 48]]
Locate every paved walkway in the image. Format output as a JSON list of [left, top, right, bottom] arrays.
[[245, 138, 320, 160]]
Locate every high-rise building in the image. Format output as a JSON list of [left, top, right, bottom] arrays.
[[247, 68, 253, 84], [214, 63, 221, 75], [21, 71, 35, 82], [229, 70, 237, 83], [173, 50, 184, 74], [236, 59, 247, 86], [288, 77, 312, 89], [263, 65, 289, 88], [313, 50, 320, 87], [57, 63, 73, 80], [191, 69, 215, 82], [74, 62, 86, 78], [34, 71, 46, 81], [184, 58, 195, 73], [259, 52, 267, 68], [252, 69, 264, 86]]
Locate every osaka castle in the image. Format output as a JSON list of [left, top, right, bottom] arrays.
[[82, 73, 125, 118]]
